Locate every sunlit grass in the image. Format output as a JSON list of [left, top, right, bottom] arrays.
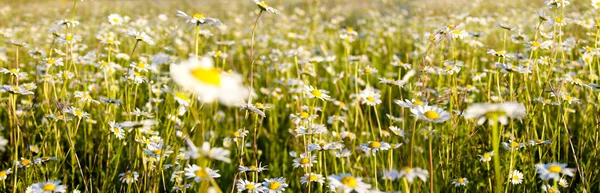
[[0, 0, 599, 192]]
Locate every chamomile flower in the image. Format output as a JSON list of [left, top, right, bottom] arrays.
[[327, 174, 372, 193], [388, 126, 405, 137], [108, 121, 125, 139], [127, 29, 155, 45], [502, 140, 524, 151], [176, 10, 222, 26], [0, 168, 12, 180], [170, 57, 250, 106], [292, 153, 317, 168], [239, 163, 268, 173], [251, 0, 280, 14], [358, 87, 382, 106], [184, 164, 221, 183], [451, 178, 469, 187], [237, 180, 264, 193], [541, 184, 560, 193], [108, 14, 123, 25], [593, 0, 600, 9], [463, 102, 526, 125], [119, 171, 139, 184], [410, 105, 451, 123], [558, 177, 569, 187], [305, 85, 331, 101], [262, 177, 288, 193], [16, 157, 33, 168], [399, 167, 428, 183], [479, 151, 493, 162], [536, 162, 575, 181], [30, 180, 67, 193], [395, 98, 426, 108], [508, 170, 524, 184], [301, 173, 325, 185], [360, 141, 391, 155]]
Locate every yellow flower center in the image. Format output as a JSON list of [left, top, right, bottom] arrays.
[[42, 183, 56, 191], [510, 141, 520, 148], [340, 176, 357, 187], [194, 169, 208, 177], [233, 131, 241, 137], [423, 110, 440, 120], [484, 111, 507, 119], [175, 92, 190, 102], [311, 89, 323, 97], [309, 175, 319, 181], [413, 100, 423, 106], [0, 171, 6, 177], [512, 175, 519, 181], [368, 141, 381, 149], [74, 109, 83, 117], [548, 165, 562, 173], [497, 50, 506, 55], [555, 17, 562, 23], [364, 67, 372, 73], [404, 167, 412, 173], [300, 158, 310, 164], [482, 153, 491, 159], [366, 96, 375, 102], [249, 165, 258, 170], [245, 183, 255, 190], [113, 18, 119, 23], [137, 62, 145, 69], [300, 112, 309, 119], [268, 181, 281, 190], [113, 127, 121, 134], [457, 178, 464, 183], [124, 173, 133, 179], [21, 159, 31, 165], [152, 149, 162, 155], [532, 41, 540, 47], [192, 13, 205, 19], [9, 69, 18, 74], [190, 67, 221, 86]]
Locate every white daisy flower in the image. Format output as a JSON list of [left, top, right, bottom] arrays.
[[463, 102, 526, 125], [30, 180, 67, 193], [176, 10, 222, 26], [108, 13, 123, 25], [251, 0, 280, 14], [410, 105, 451, 123], [119, 171, 139, 184], [300, 173, 325, 185], [536, 162, 575, 181], [262, 177, 288, 193], [305, 85, 331, 101], [170, 57, 250, 107], [399, 167, 428, 183], [184, 164, 220, 183], [451, 177, 469, 187], [327, 174, 372, 193], [358, 87, 382, 106], [508, 170, 523, 185], [360, 141, 392, 155], [236, 180, 265, 193]]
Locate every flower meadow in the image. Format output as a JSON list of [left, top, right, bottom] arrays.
[[0, 0, 600, 192]]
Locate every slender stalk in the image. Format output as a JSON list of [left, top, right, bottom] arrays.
[[491, 117, 503, 192], [246, 10, 264, 106]]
